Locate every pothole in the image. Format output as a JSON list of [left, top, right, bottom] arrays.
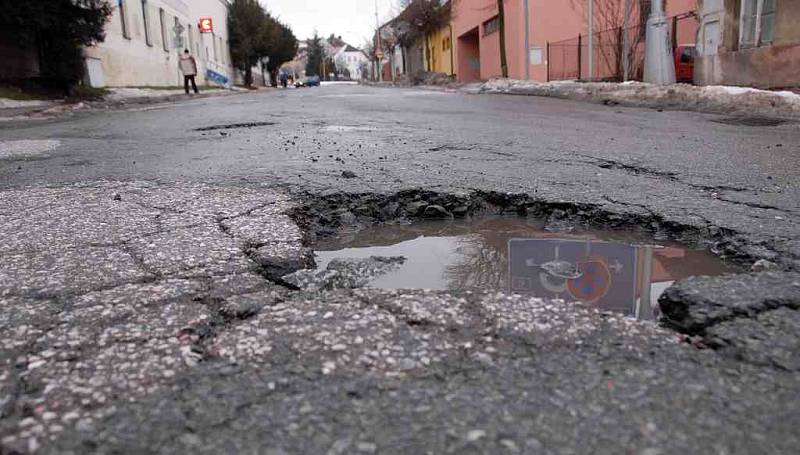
[[284, 216, 739, 320], [193, 122, 276, 132], [711, 116, 788, 127], [320, 125, 376, 133]]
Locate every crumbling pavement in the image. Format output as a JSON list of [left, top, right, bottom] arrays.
[[1, 181, 799, 454]]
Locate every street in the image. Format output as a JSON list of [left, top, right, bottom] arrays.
[[1, 85, 800, 453]]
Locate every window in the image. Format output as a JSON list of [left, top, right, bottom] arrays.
[[159, 8, 168, 51], [760, 0, 776, 44], [187, 24, 194, 54], [740, 0, 776, 48], [174, 17, 183, 50], [118, 0, 130, 39], [679, 46, 696, 64], [212, 32, 218, 61], [442, 36, 451, 51], [483, 16, 499, 36], [529, 47, 543, 65], [141, 1, 152, 46]]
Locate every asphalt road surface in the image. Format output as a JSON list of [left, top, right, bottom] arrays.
[[1, 85, 799, 454]]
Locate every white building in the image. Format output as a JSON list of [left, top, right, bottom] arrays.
[[84, 0, 235, 88], [334, 45, 368, 80]]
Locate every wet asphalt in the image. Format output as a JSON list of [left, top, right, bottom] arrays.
[[1, 85, 800, 454]]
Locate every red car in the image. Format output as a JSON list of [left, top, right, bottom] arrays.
[[675, 45, 696, 83]]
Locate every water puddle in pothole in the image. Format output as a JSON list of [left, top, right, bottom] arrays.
[[285, 217, 740, 320]]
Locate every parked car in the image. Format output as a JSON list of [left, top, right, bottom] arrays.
[[295, 75, 321, 88], [675, 45, 696, 83]]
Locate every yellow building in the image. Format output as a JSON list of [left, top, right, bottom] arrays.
[[424, 24, 455, 76]]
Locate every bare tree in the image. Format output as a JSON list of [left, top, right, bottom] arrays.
[[569, 0, 651, 80]]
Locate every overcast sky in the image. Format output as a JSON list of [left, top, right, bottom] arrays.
[[264, 0, 398, 48]]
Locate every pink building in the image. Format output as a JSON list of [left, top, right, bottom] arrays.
[[453, 0, 697, 82]]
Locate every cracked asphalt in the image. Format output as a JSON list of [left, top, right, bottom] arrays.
[[1, 85, 800, 454]]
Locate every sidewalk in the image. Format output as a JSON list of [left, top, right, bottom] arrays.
[[366, 77, 800, 118], [0, 86, 255, 122], [477, 78, 800, 118]]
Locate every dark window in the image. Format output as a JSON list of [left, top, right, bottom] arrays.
[[483, 16, 499, 36], [760, 0, 776, 45], [159, 8, 168, 51], [118, 0, 130, 39], [679, 47, 695, 63], [141, 0, 152, 46]]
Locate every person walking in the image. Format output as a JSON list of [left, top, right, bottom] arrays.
[[179, 49, 199, 95]]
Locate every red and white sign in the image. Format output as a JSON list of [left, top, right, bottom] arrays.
[[199, 17, 213, 33]]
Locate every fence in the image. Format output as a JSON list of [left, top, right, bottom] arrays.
[[547, 12, 698, 82]]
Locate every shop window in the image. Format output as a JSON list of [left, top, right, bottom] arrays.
[[740, 0, 776, 48]]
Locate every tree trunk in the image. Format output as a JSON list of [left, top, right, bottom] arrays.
[[497, 0, 508, 78], [245, 63, 253, 87], [425, 35, 431, 71]]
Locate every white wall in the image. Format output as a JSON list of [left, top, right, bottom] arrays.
[[336, 50, 368, 79], [85, 0, 234, 87]]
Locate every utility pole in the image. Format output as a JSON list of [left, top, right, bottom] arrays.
[[623, 0, 631, 81], [643, 0, 676, 84], [524, 0, 530, 80], [375, 0, 382, 82], [587, 0, 593, 81]]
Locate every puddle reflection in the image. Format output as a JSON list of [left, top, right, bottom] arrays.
[[313, 217, 739, 320]]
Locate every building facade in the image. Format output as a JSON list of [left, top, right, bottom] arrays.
[[452, 0, 697, 82], [424, 24, 455, 75], [335, 45, 369, 80], [695, 0, 800, 88], [84, 0, 235, 88]]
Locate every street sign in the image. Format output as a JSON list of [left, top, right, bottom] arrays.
[[508, 238, 638, 315], [206, 69, 230, 88], [566, 258, 612, 302], [199, 17, 213, 33]]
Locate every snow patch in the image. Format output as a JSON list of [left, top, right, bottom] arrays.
[[0, 98, 51, 109], [0, 140, 61, 159], [106, 88, 188, 100], [105, 87, 227, 101], [479, 78, 800, 116]]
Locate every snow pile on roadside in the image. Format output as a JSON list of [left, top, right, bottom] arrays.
[[0, 98, 52, 109], [105, 88, 189, 100], [105, 87, 229, 101], [480, 78, 800, 117]]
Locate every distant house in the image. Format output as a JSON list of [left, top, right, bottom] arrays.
[[335, 45, 369, 80], [695, 0, 800, 88]]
